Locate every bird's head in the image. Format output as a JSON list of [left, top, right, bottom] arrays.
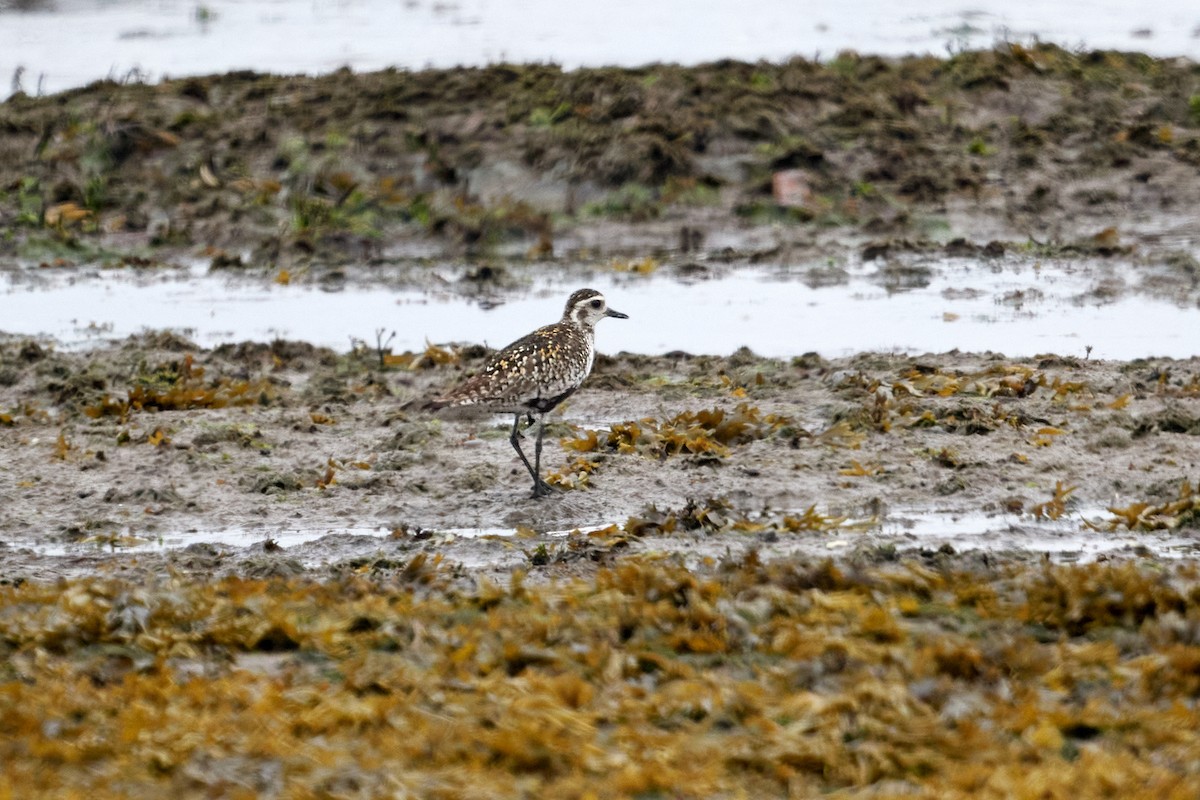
[[564, 288, 628, 328]]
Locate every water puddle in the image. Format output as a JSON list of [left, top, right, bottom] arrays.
[[10, 509, 1194, 566], [873, 510, 1200, 563], [10, 521, 601, 558], [14, 524, 393, 557], [3, 0, 1198, 101], [1, 258, 1196, 359]]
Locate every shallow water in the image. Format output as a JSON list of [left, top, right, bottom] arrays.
[[26, 524, 391, 556], [2, 0, 1198, 101], [1, 257, 1196, 359], [876, 509, 1200, 562], [21, 521, 592, 557], [18, 508, 1194, 565]]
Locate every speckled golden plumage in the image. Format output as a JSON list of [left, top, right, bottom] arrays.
[[437, 323, 592, 413], [428, 288, 628, 498]]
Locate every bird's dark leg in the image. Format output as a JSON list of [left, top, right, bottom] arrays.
[[508, 413, 554, 498], [509, 413, 536, 478], [532, 414, 552, 497]]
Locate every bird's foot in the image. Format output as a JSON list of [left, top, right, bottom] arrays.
[[530, 479, 558, 499]]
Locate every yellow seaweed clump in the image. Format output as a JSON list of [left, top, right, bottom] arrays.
[[565, 402, 794, 460], [545, 456, 601, 490], [621, 498, 859, 538], [1105, 480, 1200, 530], [84, 354, 275, 419], [382, 341, 461, 369]]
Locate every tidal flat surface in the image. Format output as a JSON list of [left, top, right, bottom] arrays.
[[2, 45, 1200, 799], [1, 335, 1197, 581]]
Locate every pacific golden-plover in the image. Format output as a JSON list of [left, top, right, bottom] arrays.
[[428, 288, 628, 497]]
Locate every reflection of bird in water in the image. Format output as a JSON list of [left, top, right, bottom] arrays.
[[428, 289, 628, 498]]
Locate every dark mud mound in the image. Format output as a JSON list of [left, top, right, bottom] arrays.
[[2, 45, 1199, 263]]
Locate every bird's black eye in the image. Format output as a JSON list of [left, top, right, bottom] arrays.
[[589, 299, 602, 309]]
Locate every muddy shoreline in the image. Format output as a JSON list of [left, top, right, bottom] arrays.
[[1, 331, 1197, 583]]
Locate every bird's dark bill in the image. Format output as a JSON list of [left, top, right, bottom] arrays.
[[606, 308, 629, 319]]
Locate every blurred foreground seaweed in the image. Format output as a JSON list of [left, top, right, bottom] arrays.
[[2, 553, 1200, 798]]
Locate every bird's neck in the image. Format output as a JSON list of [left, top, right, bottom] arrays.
[[564, 314, 594, 333]]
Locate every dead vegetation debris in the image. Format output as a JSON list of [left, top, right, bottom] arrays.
[[564, 402, 797, 461]]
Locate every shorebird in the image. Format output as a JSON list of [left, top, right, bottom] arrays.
[[428, 288, 628, 497]]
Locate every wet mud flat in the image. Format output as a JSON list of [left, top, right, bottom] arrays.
[[0, 333, 1197, 579]]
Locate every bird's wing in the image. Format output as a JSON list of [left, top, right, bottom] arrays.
[[437, 324, 583, 408]]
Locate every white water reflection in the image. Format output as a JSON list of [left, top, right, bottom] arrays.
[[21, 524, 391, 556], [13, 510, 1195, 565], [876, 509, 1200, 563], [0, 259, 1196, 359], [15, 521, 594, 558], [2, 0, 1199, 101]]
